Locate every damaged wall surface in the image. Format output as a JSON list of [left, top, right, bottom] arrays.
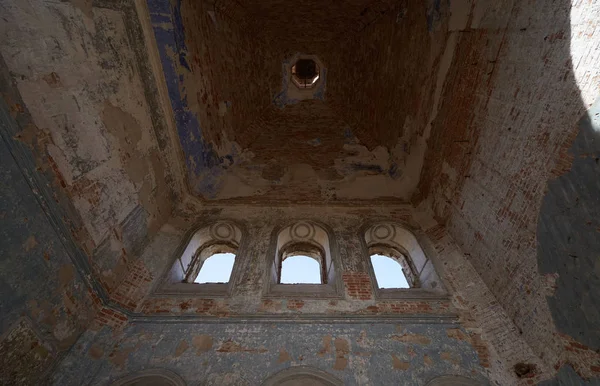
[[0, 120, 95, 384], [65, 204, 548, 384], [415, 0, 600, 381], [0, 0, 599, 384], [0, 0, 178, 296], [0, 1, 177, 383], [149, 0, 450, 202], [53, 322, 489, 386]]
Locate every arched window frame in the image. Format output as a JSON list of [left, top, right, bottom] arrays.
[[184, 242, 238, 283], [155, 220, 245, 296], [264, 220, 342, 298], [362, 222, 447, 299], [111, 368, 186, 386], [368, 244, 419, 288], [278, 241, 327, 284], [261, 366, 343, 386]]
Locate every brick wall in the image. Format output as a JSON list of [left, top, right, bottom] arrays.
[[416, 0, 600, 381], [342, 272, 373, 300]]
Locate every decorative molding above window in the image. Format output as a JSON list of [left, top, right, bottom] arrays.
[[362, 222, 447, 300], [155, 220, 245, 297], [264, 220, 342, 299]]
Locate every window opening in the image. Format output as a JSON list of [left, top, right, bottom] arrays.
[[280, 255, 322, 284], [194, 252, 235, 284], [291, 58, 320, 89], [370, 254, 410, 289]]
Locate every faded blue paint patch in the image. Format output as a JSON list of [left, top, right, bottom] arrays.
[[170, 0, 190, 71], [273, 56, 294, 108], [389, 162, 402, 179], [192, 165, 227, 199], [313, 67, 327, 101], [308, 138, 322, 146], [147, 0, 226, 197], [52, 323, 490, 386], [427, 0, 443, 31], [0, 128, 94, 375], [351, 163, 384, 173]]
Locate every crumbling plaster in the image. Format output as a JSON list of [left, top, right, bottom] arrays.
[[149, 0, 454, 202], [0, 119, 96, 384], [0, 0, 598, 384], [0, 0, 181, 294], [0, 1, 181, 383], [78, 202, 548, 384], [53, 322, 489, 386], [414, 0, 600, 381]]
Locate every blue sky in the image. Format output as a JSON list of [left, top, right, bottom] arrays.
[[194, 252, 235, 283], [194, 253, 409, 288], [280, 255, 321, 283], [370, 254, 409, 288]]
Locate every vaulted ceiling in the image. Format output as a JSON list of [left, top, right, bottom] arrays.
[[152, 0, 447, 202], [2, 0, 598, 383]]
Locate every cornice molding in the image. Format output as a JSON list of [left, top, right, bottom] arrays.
[[131, 313, 459, 324]]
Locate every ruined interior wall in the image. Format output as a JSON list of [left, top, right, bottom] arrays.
[[113, 205, 455, 317], [416, 0, 600, 380], [51, 321, 488, 386], [0, 127, 96, 385], [536, 99, 600, 377], [0, 0, 176, 294], [96, 204, 554, 384]]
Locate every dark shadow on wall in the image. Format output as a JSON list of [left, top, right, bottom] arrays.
[[415, 0, 600, 382], [539, 365, 600, 386], [0, 99, 96, 384], [537, 97, 600, 350]]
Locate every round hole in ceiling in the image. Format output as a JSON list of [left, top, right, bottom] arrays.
[[291, 58, 320, 89]]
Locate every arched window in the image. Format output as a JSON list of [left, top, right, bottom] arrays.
[[363, 223, 446, 298], [369, 253, 410, 289], [265, 221, 341, 298], [279, 241, 326, 284], [192, 251, 236, 284], [158, 221, 243, 296]]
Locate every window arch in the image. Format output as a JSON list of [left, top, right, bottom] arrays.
[[158, 221, 243, 296], [363, 223, 446, 298], [279, 240, 326, 284], [265, 221, 341, 298], [111, 369, 186, 386], [192, 249, 236, 284], [280, 254, 323, 284], [261, 366, 343, 386], [369, 252, 411, 289]]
